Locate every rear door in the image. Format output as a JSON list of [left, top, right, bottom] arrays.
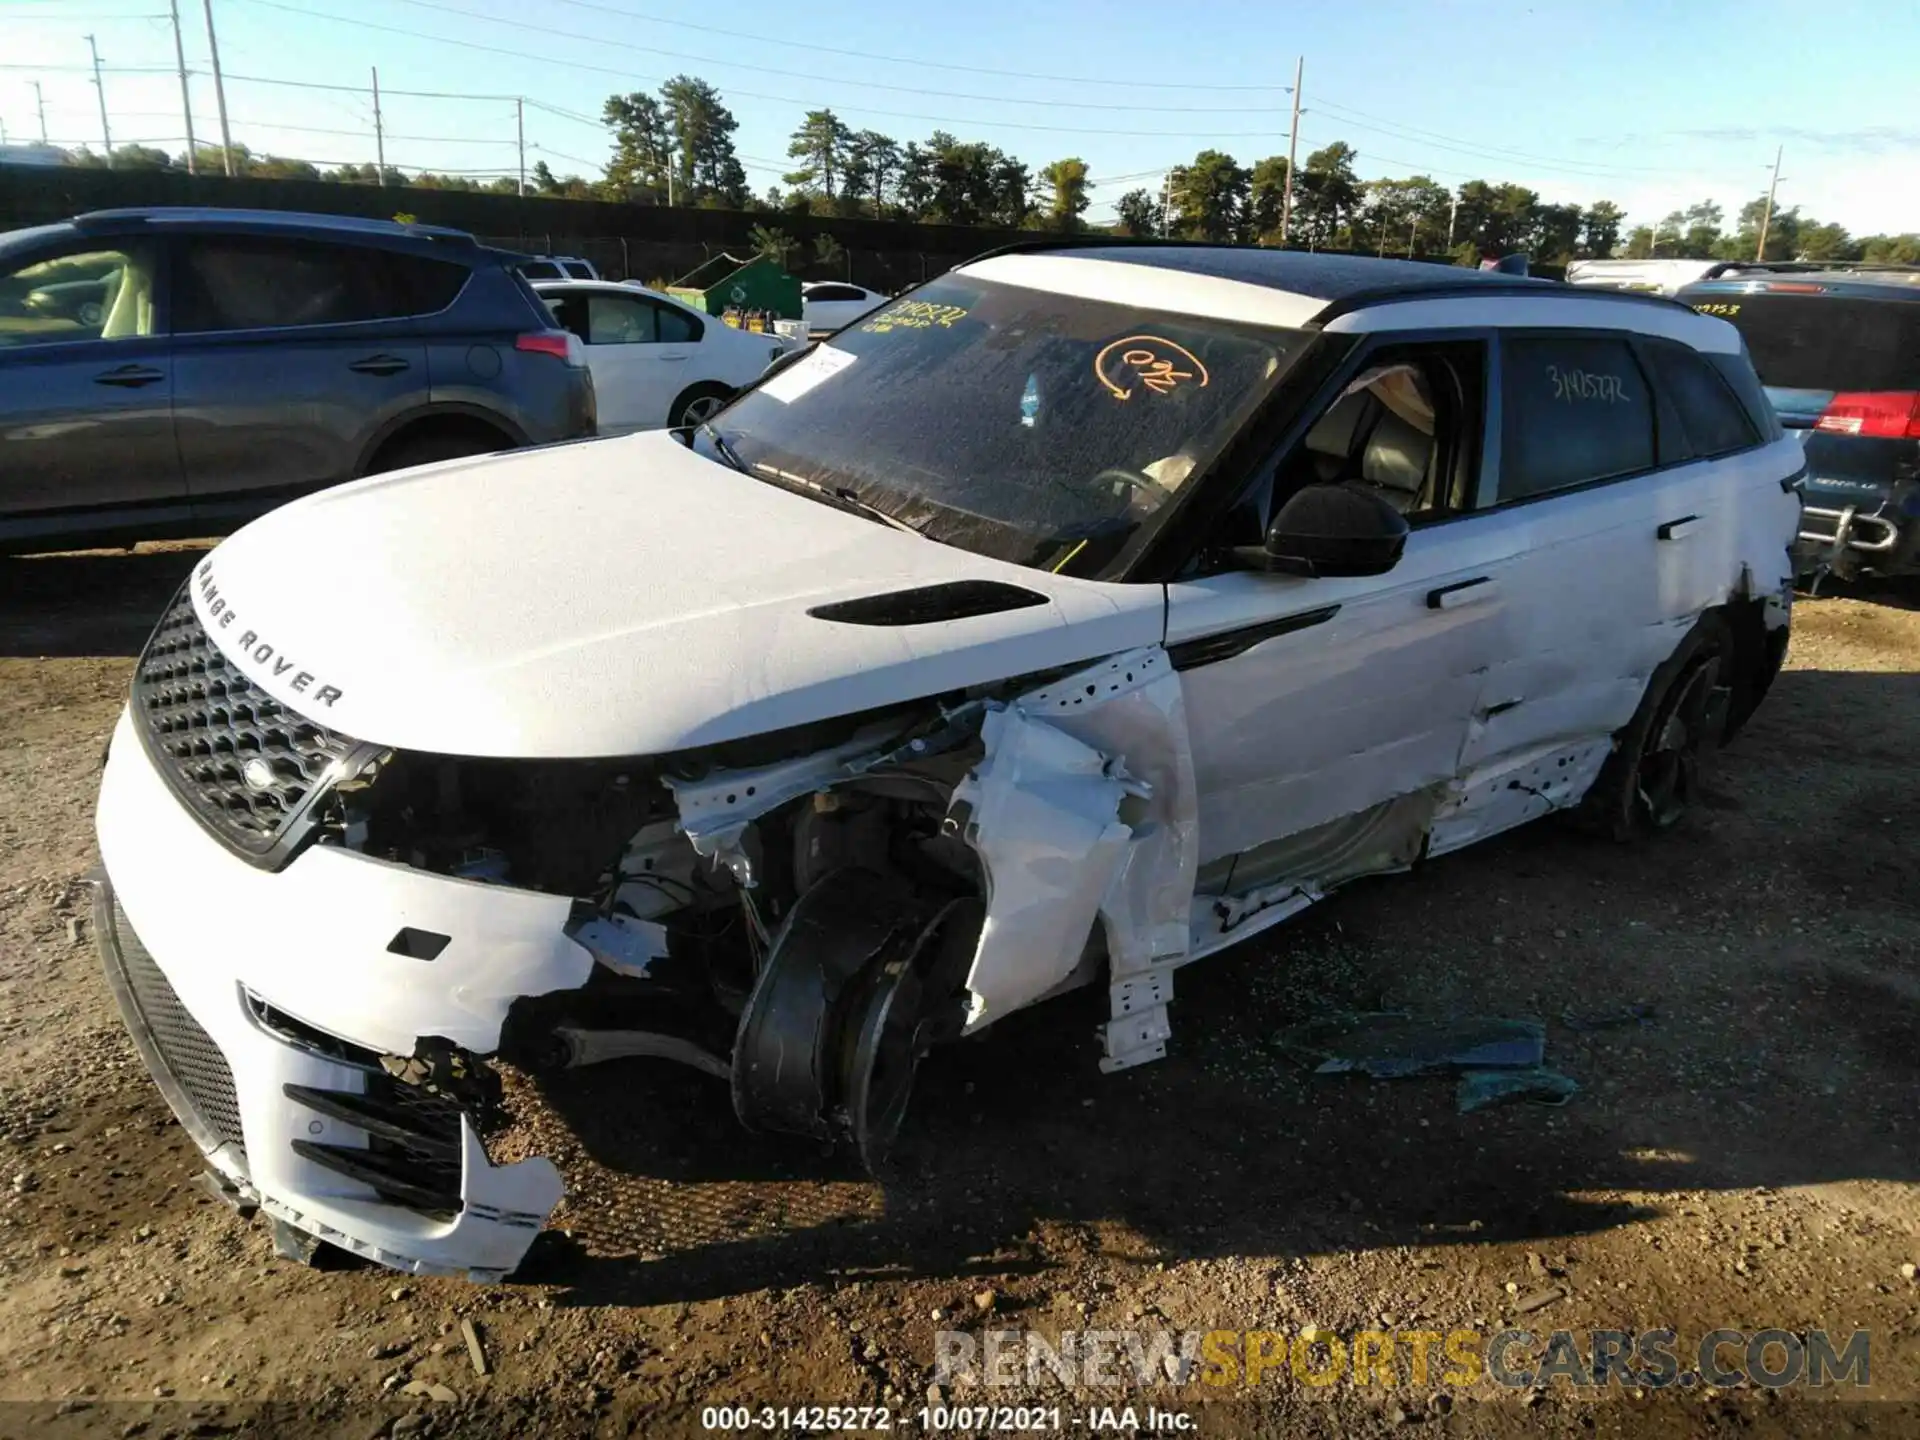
[[548, 288, 699, 432], [0, 236, 185, 535], [169, 233, 463, 515]]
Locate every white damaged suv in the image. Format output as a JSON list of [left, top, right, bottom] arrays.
[[93, 242, 1803, 1281]]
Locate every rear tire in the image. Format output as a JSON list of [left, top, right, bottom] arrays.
[[670, 383, 732, 430], [368, 427, 509, 475], [1576, 613, 1735, 842]]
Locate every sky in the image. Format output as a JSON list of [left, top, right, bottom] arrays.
[[3, 0, 1918, 237]]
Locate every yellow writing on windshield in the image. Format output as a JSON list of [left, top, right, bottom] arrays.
[[861, 300, 970, 334], [1693, 302, 1742, 317], [1095, 336, 1209, 401]]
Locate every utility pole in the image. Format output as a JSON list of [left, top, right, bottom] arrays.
[[169, 0, 197, 174], [371, 67, 386, 184], [1756, 145, 1785, 261], [201, 0, 234, 176], [1408, 214, 1418, 258], [33, 82, 48, 143], [86, 35, 112, 166], [1160, 167, 1172, 236], [515, 97, 525, 197], [1279, 55, 1303, 246], [1446, 191, 1459, 250]]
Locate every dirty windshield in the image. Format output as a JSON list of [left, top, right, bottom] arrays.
[[703, 273, 1307, 578]]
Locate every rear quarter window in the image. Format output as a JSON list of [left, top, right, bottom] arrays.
[[1499, 334, 1655, 501], [1639, 339, 1759, 459]]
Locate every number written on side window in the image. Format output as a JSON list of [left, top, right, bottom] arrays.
[[1500, 336, 1654, 501]]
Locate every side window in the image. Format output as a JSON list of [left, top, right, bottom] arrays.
[[1262, 341, 1487, 529], [545, 293, 587, 342], [1639, 339, 1759, 460], [1499, 335, 1654, 502], [585, 293, 658, 344], [561, 261, 594, 280], [172, 237, 463, 333], [520, 261, 561, 281], [655, 302, 703, 344], [0, 242, 161, 348]]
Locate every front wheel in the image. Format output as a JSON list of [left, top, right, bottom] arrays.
[[1576, 614, 1734, 841], [670, 383, 732, 429]]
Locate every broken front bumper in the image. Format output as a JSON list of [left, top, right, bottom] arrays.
[[93, 707, 583, 1281]]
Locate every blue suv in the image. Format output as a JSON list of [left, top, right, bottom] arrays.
[[0, 207, 596, 555], [1676, 264, 1920, 584]]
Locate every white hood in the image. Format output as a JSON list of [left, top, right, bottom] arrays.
[[188, 432, 1164, 757]]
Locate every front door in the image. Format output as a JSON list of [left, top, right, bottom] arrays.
[[0, 237, 184, 538], [1167, 339, 1514, 871]]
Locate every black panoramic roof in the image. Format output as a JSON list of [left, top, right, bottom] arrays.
[[959, 237, 1692, 320]]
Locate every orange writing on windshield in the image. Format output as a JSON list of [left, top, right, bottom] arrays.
[[1095, 336, 1209, 401]]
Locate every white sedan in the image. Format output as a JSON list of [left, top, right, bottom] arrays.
[[534, 280, 796, 434], [801, 281, 888, 335]]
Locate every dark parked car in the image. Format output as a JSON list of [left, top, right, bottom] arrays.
[[0, 207, 596, 555], [1676, 265, 1920, 584]]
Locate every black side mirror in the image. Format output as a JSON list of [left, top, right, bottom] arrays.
[[1233, 483, 1410, 578]]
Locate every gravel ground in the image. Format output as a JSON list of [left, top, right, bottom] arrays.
[[1, 543, 1917, 1439]]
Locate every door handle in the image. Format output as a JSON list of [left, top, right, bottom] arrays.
[[1658, 514, 1701, 541], [347, 354, 410, 376], [1427, 576, 1497, 610], [657, 354, 689, 362], [93, 363, 165, 388]]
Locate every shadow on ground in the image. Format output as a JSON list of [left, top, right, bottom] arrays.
[[504, 669, 1920, 1308], [0, 544, 210, 659]]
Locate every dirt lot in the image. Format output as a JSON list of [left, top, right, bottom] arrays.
[[1, 544, 1917, 1439]]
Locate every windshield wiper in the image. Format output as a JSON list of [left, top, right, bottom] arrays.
[[697, 421, 749, 474], [746, 459, 928, 536]]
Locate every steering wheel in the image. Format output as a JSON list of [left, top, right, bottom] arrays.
[[1085, 467, 1159, 498]]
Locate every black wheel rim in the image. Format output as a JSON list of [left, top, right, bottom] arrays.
[[1635, 655, 1721, 829]]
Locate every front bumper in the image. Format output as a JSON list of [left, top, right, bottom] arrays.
[[1794, 503, 1915, 580], [94, 706, 588, 1280]]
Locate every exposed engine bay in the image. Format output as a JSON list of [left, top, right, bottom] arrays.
[[313, 654, 1193, 1171]]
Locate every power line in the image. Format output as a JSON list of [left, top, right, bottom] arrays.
[[537, 0, 1296, 91], [1303, 98, 1667, 180], [368, 0, 1295, 115], [226, 0, 1312, 139]]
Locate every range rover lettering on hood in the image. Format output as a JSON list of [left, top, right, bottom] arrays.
[[194, 559, 344, 707]]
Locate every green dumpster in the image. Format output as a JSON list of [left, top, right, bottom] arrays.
[[666, 253, 802, 321]]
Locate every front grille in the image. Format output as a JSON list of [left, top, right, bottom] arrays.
[[99, 892, 247, 1166], [132, 586, 368, 865]]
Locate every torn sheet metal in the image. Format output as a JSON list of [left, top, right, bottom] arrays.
[[662, 726, 900, 886], [947, 647, 1201, 1065], [948, 704, 1137, 1031], [1426, 737, 1612, 858], [565, 913, 669, 978], [1279, 1012, 1547, 1079]]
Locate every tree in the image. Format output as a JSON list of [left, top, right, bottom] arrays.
[[1114, 187, 1162, 237], [813, 232, 847, 276], [924, 133, 1000, 226], [110, 144, 173, 171], [1034, 157, 1091, 232], [1292, 142, 1362, 249], [844, 129, 899, 218], [603, 91, 672, 202], [990, 154, 1032, 228], [1622, 224, 1656, 259], [1361, 175, 1450, 256], [661, 75, 747, 207], [1581, 201, 1625, 258], [1247, 156, 1290, 243], [1862, 232, 1920, 264], [749, 223, 796, 267], [897, 141, 935, 220], [1172, 150, 1248, 242], [1527, 201, 1585, 263], [786, 108, 853, 200]]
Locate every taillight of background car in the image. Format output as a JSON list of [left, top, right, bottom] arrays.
[[515, 330, 587, 368], [1814, 392, 1920, 439]]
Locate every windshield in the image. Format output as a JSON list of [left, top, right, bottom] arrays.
[[703, 273, 1308, 578]]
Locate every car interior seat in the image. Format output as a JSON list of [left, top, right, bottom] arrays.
[[99, 261, 150, 340]]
